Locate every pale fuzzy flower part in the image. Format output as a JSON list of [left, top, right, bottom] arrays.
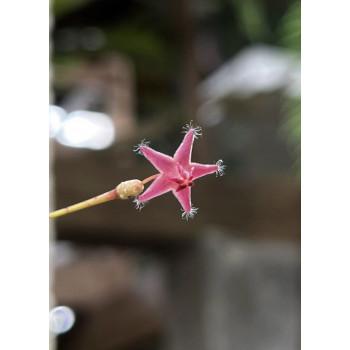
[[215, 159, 226, 177], [182, 120, 202, 139], [134, 197, 149, 211], [181, 206, 198, 220], [134, 139, 151, 155]]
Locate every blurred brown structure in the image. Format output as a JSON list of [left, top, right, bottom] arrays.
[[54, 247, 163, 350], [55, 54, 137, 142], [51, 0, 300, 349]]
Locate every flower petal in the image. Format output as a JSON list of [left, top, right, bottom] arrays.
[[140, 146, 176, 174], [138, 175, 174, 202], [190, 163, 218, 180], [173, 129, 194, 166], [172, 186, 191, 212]]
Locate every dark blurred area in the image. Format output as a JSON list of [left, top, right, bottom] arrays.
[[49, 0, 300, 349]]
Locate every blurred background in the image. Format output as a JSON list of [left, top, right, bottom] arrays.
[[49, 0, 300, 349]]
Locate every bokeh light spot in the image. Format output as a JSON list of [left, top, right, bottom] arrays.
[[49, 105, 66, 138], [49, 306, 75, 334], [56, 110, 115, 150]]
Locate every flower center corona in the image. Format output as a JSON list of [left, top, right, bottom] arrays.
[[169, 163, 195, 192]]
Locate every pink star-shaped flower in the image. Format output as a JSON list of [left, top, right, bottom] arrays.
[[135, 124, 225, 219]]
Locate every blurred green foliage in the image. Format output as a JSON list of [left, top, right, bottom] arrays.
[[277, 1, 301, 175], [53, 0, 95, 18], [278, 1, 301, 54], [280, 97, 301, 174], [230, 0, 270, 41], [105, 26, 167, 63]]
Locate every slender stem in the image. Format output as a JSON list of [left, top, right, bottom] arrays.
[[49, 174, 159, 219], [49, 189, 119, 219], [141, 174, 159, 185]]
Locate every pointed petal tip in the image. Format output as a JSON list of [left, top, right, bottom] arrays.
[[191, 163, 218, 180], [174, 129, 195, 165], [172, 186, 191, 213], [139, 145, 148, 153], [136, 193, 148, 202]]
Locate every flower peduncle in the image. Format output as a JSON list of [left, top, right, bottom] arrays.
[[141, 174, 159, 185], [49, 179, 145, 219], [215, 159, 226, 177], [181, 206, 198, 220], [182, 120, 202, 139], [134, 139, 151, 155]]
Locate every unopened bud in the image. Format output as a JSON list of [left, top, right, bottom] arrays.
[[116, 179, 144, 199]]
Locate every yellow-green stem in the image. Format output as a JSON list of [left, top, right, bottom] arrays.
[[49, 189, 118, 219], [49, 174, 160, 219]]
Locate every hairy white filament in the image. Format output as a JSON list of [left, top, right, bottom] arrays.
[[182, 121, 202, 139], [134, 139, 151, 155], [215, 159, 226, 177], [134, 198, 149, 211], [181, 206, 198, 220]]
